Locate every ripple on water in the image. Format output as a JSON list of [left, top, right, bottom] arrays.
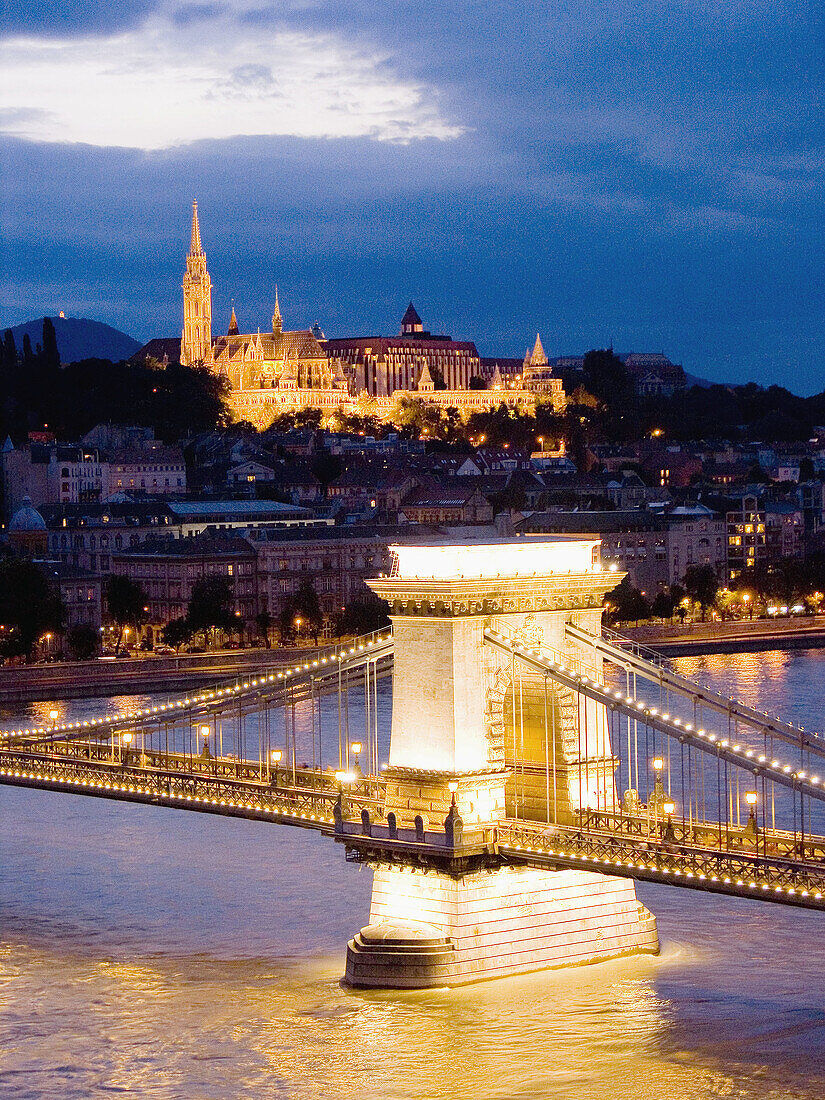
[[1, 665, 825, 1098]]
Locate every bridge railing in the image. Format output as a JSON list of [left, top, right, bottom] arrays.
[[497, 818, 825, 906]]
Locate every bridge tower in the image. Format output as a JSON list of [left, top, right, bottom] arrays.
[[345, 538, 658, 987]]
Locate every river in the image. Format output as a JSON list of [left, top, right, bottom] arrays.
[[1, 650, 825, 1099]]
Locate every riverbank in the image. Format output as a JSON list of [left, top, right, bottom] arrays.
[[620, 615, 825, 656], [0, 645, 321, 705]]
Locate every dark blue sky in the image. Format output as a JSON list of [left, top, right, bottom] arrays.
[[2, 1, 824, 391]]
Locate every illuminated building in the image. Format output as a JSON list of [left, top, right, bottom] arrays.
[[177, 204, 564, 428]]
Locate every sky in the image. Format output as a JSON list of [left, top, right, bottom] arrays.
[[1, 1, 824, 391]]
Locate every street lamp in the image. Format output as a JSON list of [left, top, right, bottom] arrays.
[[745, 790, 758, 839], [270, 748, 282, 785], [199, 723, 211, 758], [122, 731, 133, 762], [49, 709, 59, 728], [651, 757, 666, 811], [350, 740, 363, 771], [662, 799, 676, 843]]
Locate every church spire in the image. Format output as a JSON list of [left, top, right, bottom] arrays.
[[272, 286, 282, 336], [530, 333, 547, 366], [228, 302, 238, 335], [181, 201, 212, 367], [190, 200, 203, 254]]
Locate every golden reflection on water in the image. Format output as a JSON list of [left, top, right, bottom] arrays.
[[3, 667, 825, 1098]]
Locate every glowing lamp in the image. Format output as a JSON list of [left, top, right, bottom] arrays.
[[652, 757, 664, 772], [200, 725, 210, 738], [350, 741, 363, 755], [122, 733, 133, 745], [662, 801, 675, 816], [448, 780, 459, 793], [271, 749, 282, 764], [745, 791, 758, 807]]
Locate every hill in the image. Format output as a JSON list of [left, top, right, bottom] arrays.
[[4, 316, 140, 364]]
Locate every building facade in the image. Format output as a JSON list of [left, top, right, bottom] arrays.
[[173, 206, 563, 428]]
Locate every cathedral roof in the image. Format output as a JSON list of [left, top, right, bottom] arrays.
[[228, 306, 239, 335], [273, 329, 326, 360], [211, 328, 327, 362], [401, 302, 422, 327]]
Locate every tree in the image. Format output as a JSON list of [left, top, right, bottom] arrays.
[[21, 333, 35, 370], [187, 575, 233, 642], [41, 317, 60, 372], [67, 624, 99, 660], [651, 590, 675, 620], [2, 329, 16, 368], [335, 595, 390, 637], [582, 349, 633, 407], [604, 578, 651, 625], [161, 616, 194, 652], [105, 575, 147, 652], [468, 375, 487, 390], [683, 565, 719, 622], [292, 579, 323, 643], [255, 610, 272, 647], [0, 558, 65, 659]]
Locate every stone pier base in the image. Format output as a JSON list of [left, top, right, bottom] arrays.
[[345, 865, 658, 988]]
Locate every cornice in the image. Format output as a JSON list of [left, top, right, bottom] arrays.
[[367, 572, 620, 617]]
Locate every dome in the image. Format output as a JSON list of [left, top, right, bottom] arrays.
[[8, 497, 47, 532]]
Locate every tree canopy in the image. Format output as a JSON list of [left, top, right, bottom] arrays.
[[0, 558, 65, 659], [0, 352, 230, 442], [105, 575, 147, 650], [187, 575, 234, 638]]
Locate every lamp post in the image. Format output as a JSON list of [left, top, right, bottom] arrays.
[[49, 709, 59, 729], [122, 731, 133, 763], [334, 768, 355, 818], [199, 724, 211, 759], [662, 799, 676, 844], [350, 740, 363, 774], [270, 748, 282, 786], [745, 789, 758, 849]]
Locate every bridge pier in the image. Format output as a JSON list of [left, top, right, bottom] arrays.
[[344, 539, 659, 989], [346, 864, 657, 988]]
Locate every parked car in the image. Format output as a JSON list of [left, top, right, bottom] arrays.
[[153, 644, 176, 655]]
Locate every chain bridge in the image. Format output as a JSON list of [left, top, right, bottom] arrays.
[[2, 538, 824, 987]]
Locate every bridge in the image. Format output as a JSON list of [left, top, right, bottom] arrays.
[[2, 538, 824, 987]]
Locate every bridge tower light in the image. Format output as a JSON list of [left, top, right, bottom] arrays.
[[199, 724, 211, 759]]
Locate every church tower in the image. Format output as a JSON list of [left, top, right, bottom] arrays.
[[181, 201, 212, 366]]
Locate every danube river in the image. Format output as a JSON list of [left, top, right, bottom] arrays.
[[1, 650, 825, 1099]]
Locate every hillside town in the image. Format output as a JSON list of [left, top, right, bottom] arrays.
[[5, 397, 825, 660], [3, 206, 825, 659]]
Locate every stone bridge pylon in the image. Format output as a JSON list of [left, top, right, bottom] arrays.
[[344, 539, 658, 988]]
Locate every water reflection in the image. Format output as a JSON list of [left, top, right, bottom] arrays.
[[1, 656, 825, 1097]]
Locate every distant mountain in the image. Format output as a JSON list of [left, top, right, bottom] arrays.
[[3, 316, 141, 364], [684, 372, 716, 389]]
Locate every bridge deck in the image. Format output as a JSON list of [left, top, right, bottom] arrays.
[[3, 739, 825, 913]]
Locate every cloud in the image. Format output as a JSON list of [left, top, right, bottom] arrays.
[[0, 8, 462, 149]]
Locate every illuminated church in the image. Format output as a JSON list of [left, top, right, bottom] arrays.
[[180, 203, 349, 427], [179, 203, 563, 428]]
